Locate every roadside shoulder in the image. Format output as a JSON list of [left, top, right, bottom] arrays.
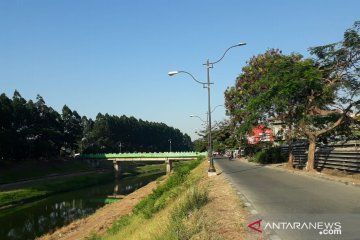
[[236, 158, 360, 187]]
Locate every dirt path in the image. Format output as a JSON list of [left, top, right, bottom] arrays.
[[38, 179, 162, 240]]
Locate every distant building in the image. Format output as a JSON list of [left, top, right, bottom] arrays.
[[268, 120, 286, 141], [247, 125, 273, 144]]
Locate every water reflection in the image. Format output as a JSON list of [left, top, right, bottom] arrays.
[[0, 173, 163, 240]]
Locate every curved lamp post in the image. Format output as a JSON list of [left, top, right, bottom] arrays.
[[211, 104, 224, 113], [190, 114, 207, 123], [190, 105, 224, 126], [168, 42, 246, 175]]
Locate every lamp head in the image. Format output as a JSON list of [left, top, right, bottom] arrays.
[[168, 71, 179, 76], [189, 115, 194, 117], [236, 42, 246, 46]]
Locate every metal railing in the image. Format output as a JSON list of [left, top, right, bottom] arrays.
[[280, 141, 360, 172], [81, 152, 207, 159]]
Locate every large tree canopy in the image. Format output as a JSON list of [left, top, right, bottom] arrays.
[[225, 21, 360, 171], [225, 49, 328, 168], [225, 49, 327, 131]]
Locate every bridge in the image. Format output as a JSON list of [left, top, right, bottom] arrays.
[[80, 152, 207, 178]]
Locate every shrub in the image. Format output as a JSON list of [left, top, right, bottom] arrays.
[[251, 147, 285, 164], [243, 142, 272, 157]]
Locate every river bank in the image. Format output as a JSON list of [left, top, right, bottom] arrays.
[[0, 164, 167, 240], [0, 172, 114, 209], [39, 176, 165, 240], [0, 162, 166, 209], [41, 158, 253, 240]]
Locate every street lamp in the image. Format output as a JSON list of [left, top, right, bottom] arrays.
[[211, 104, 224, 113], [190, 114, 207, 123], [168, 42, 246, 175], [168, 139, 172, 152]]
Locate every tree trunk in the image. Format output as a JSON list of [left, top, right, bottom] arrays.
[[286, 122, 294, 169], [287, 141, 294, 169], [306, 137, 317, 171]]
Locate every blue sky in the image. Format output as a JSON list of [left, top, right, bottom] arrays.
[[1, 0, 359, 140]]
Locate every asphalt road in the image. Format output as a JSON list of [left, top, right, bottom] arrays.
[[215, 158, 360, 240]]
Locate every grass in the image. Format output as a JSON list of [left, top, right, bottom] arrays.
[[166, 187, 209, 240], [0, 158, 96, 184], [87, 156, 209, 240], [0, 173, 113, 208], [0, 163, 167, 208], [132, 159, 203, 219]]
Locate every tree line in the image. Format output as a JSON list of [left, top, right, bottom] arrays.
[[0, 91, 193, 161], [224, 21, 360, 171]]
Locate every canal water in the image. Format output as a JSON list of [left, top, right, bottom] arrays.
[[0, 172, 164, 240]]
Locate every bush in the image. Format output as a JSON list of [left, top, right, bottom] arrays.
[[251, 147, 285, 164], [243, 142, 272, 157]]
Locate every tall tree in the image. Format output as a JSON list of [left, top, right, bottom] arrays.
[[0, 93, 14, 159], [62, 105, 82, 152], [0, 90, 193, 161], [303, 21, 360, 170], [225, 21, 360, 171], [11, 91, 30, 159], [32, 95, 63, 157], [225, 49, 326, 169]]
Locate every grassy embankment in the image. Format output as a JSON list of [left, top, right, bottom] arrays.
[[0, 158, 96, 184], [86, 157, 221, 240], [0, 160, 166, 208]]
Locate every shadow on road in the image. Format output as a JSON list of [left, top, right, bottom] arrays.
[[214, 158, 265, 175], [223, 166, 265, 175]]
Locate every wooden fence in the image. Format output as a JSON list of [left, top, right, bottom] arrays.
[[280, 141, 360, 172]]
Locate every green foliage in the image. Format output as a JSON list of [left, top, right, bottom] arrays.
[[250, 147, 286, 164], [193, 138, 207, 152], [225, 22, 360, 170], [62, 105, 82, 152], [225, 49, 325, 135], [243, 142, 272, 157], [0, 91, 65, 159], [0, 90, 194, 162], [307, 21, 360, 137], [84, 114, 193, 153]]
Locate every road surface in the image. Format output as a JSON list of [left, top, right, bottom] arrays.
[[216, 158, 360, 240]]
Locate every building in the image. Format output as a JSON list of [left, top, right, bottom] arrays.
[[247, 125, 273, 144]]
